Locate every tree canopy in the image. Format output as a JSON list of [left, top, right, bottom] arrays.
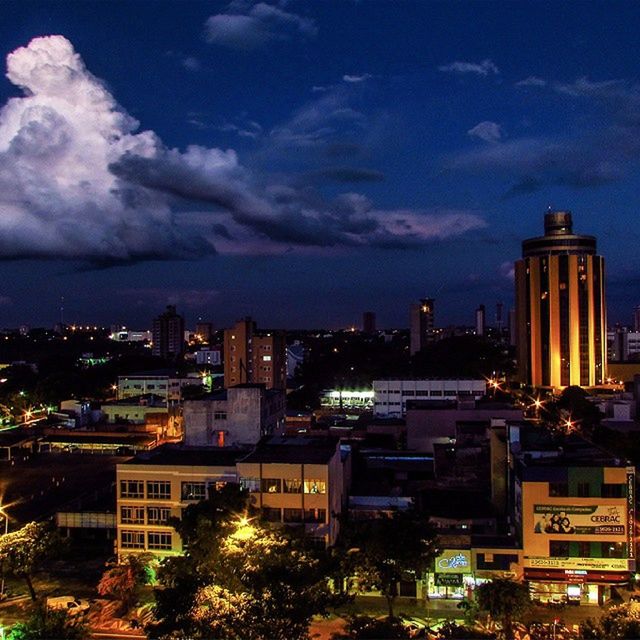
[[149, 485, 339, 640], [475, 578, 531, 640]]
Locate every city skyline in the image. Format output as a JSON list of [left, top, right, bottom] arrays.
[[1, 2, 640, 328]]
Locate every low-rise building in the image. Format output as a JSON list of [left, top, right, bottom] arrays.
[[374, 379, 487, 417], [236, 437, 345, 547], [116, 447, 242, 557], [183, 384, 285, 448], [101, 394, 167, 425], [117, 371, 201, 402], [511, 425, 635, 605]]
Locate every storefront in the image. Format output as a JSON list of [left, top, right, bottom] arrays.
[[427, 549, 473, 599]]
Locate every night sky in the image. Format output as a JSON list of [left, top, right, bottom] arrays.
[[1, 1, 640, 330]]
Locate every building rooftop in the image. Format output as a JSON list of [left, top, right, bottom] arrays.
[[238, 436, 339, 465], [124, 444, 247, 467], [102, 393, 167, 407]]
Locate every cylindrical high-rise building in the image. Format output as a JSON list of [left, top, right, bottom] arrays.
[[515, 210, 606, 388]]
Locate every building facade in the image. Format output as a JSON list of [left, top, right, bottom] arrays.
[[183, 384, 286, 448], [374, 379, 487, 417], [410, 298, 435, 355], [515, 210, 607, 388], [223, 318, 286, 390]]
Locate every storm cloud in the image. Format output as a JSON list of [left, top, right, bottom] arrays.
[[0, 36, 486, 262]]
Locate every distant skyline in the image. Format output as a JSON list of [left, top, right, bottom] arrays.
[[1, 1, 640, 329]]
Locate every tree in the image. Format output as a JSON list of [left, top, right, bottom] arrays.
[[8, 605, 89, 640], [0, 522, 62, 601], [97, 554, 153, 616], [339, 510, 437, 618], [149, 485, 340, 640], [475, 578, 531, 640], [579, 602, 640, 639], [331, 615, 411, 639]]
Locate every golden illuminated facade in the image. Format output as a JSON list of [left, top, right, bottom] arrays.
[[515, 211, 606, 388]]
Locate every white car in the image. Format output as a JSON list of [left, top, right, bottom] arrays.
[[46, 596, 90, 615]]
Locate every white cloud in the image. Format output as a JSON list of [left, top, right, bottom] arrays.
[[204, 2, 317, 50], [438, 59, 499, 76], [515, 76, 547, 87], [182, 56, 201, 71], [343, 73, 372, 83], [467, 121, 504, 143]]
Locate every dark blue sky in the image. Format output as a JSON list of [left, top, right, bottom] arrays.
[[0, 1, 639, 330]]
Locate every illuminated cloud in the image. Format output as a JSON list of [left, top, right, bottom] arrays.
[[0, 36, 486, 262]]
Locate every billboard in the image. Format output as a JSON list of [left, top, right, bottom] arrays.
[[533, 504, 625, 536], [525, 556, 630, 571], [435, 550, 471, 573]]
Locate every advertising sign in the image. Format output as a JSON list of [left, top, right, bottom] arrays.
[[435, 550, 471, 573], [533, 504, 625, 536], [435, 573, 463, 587], [627, 468, 635, 559], [524, 556, 630, 571]]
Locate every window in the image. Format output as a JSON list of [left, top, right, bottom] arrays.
[[208, 481, 227, 492], [549, 482, 569, 497], [240, 477, 260, 492], [182, 482, 206, 501], [121, 506, 144, 524], [261, 478, 281, 494], [121, 530, 145, 549], [283, 478, 302, 493], [577, 482, 590, 497], [601, 483, 625, 498], [550, 541, 570, 557], [147, 481, 171, 500], [262, 507, 281, 522], [147, 531, 172, 550], [120, 480, 144, 498], [147, 507, 171, 525], [304, 508, 326, 523], [304, 479, 326, 494], [263, 355, 272, 361], [283, 508, 303, 523], [402, 390, 415, 396], [577, 541, 591, 558], [430, 390, 443, 396], [214, 411, 227, 420]]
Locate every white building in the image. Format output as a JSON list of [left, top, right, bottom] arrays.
[[118, 372, 201, 402], [195, 348, 222, 366], [373, 379, 487, 417]]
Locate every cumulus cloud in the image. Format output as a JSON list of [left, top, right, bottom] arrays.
[[450, 76, 640, 196], [204, 2, 317, 50], [438, 59, 499, 76], [516, 76, 547, 87], [467, 121, 504, 143], [0, 35, 486, 262]]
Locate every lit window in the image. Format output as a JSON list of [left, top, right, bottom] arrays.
[[181, 482, 206, 501], [283, 478, 302, 493], [304, 479, 326, 494], [261, 478, 281, 493], [121, 506, 144, 524]]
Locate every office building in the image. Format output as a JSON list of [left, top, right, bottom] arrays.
[[362, 311, 376, 334], [475, 304, 485, 337], [223, 318, 286, 389], [515, 210, 607, 388], [511, 424, 635, 604], [410, 298, 435, 355], [151, 306, 185, 360], [373, 378, 486, 417]]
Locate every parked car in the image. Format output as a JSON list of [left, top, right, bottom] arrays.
[[46, 596, 90, 615]]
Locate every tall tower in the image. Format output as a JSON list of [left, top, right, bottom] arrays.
[[476, 304, 486, 337], [515, 210, 606, 388], [152, 305, 185, 360], [410, 298, 435, 355]]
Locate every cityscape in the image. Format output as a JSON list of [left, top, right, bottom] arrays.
[[1, 3, 640, 640]]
